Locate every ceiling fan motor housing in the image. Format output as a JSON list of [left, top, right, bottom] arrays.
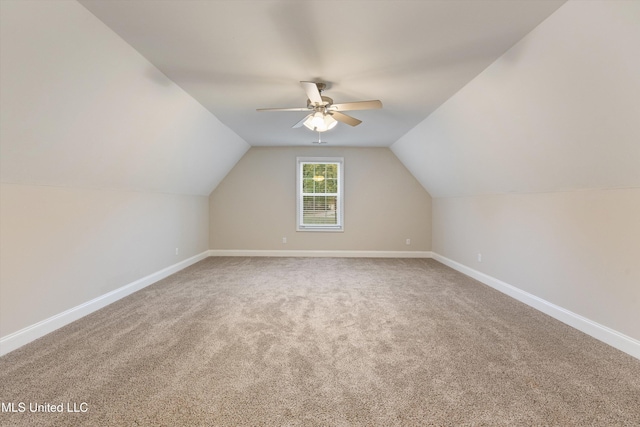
[[307, 96, 333, 109]]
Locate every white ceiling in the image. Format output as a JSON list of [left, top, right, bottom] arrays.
[[79, 0, 566, 147]]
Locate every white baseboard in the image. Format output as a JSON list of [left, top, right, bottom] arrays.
[[432, 252, 640, 360], [5, 250, 636, 361], [0, 251, 209, 357], [208, 249, 434, 258]]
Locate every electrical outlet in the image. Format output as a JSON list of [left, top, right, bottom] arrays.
[[477, 253, 482, 262], [406, 238, 411, 245], [282, 237, 287, 244], [175, 248, 179, 255]]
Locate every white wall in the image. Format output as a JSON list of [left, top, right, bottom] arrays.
[[0, 0, 249, 194], [433, 189, 640, 340], [0, 0, 248, 348], [392, 0, 639, 198], [392, 0, 640, 347], [0, 184, 209, 337]]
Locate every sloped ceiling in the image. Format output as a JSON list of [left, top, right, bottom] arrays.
[[0, 0, 250, 196], [78, 0, 566, 147], [391, 0, 640, 197], [4, 1, 635, 200]]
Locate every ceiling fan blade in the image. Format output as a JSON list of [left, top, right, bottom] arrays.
[[257, 107, 310, 112], [330, 111, 362, 127], [292, 114, 313, 128], [301, 81, 323, 105], [330, 100, 382, 111]]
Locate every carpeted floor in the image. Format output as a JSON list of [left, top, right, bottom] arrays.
[[1, 257, 639, 426]]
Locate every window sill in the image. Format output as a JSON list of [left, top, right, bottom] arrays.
[[296, 226, 344, 232]]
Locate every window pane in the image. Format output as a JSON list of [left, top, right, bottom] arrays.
[[325, 164, 337, 179], [314, 164, 326, 178], [325, 178, 337, 193], [302, 195, 337, 225], [303, 178, 314, 193], [313, 178, 326, 193], [302, 164, 314, 179]]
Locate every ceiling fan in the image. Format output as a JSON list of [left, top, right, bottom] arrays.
[[257, 81, 382, 132]]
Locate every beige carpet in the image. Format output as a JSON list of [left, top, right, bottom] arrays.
[[1, 257, 639, 426]]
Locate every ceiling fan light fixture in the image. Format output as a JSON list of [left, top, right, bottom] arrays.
[[258, 81, 381, 133], [303, 112, 337, 132]]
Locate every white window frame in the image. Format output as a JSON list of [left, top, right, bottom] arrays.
[[296, 157, 344, 232]]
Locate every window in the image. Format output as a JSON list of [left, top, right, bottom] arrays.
[[297, 157, 344, 232]]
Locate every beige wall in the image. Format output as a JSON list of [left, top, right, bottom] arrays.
[[0, 184, 209, 337], [0, 0, 238, 341], [392, 1, 640, 198], [391, 1, 640, 349], [0, 0, 248, 196], [433, 188, 640, 340], [209, 147, 431, 252]]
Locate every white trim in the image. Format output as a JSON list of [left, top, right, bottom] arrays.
[[432, 252, 640, 360], [0, 251, 209, 357], [7, 249, 635, 361], [208, 249, 434, 258]]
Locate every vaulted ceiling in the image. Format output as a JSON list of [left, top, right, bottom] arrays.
[[3, 1, 637, 198], [79, 0, 566, 147]]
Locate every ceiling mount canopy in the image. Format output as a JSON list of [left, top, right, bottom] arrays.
[[257, 81, 382, 133]]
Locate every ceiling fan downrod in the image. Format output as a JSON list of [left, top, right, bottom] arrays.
[[312, 131, 327, 144]]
